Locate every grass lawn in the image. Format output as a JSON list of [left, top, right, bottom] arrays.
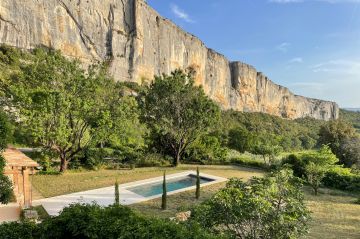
[[31, 165, 360, 239], [31, 165, 263, 198]]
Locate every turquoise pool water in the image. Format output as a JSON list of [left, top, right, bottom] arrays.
[[127, 175, 214, 197]]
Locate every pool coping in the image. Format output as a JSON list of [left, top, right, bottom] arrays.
[[33, 171, 227, 216]]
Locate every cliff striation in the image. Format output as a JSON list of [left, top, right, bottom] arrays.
[[0, 0, 339, 120]]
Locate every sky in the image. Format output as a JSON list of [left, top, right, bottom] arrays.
[[146, 0, 360, 108]]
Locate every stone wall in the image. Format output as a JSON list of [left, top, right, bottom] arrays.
[[0, 0, 339, 120]]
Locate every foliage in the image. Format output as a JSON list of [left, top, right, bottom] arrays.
[[141, 70, 220, 166], [136, 153, 171, 167], [0, 204, 222, 239], [339, 137, 360, 169], [190, 169, 310, 239], [0, 221, 40, 239], [185, 135, 228, 164], [293, 146, 338, 195], [162, 171, 167, 210], [220, 111, 324, 152], [318, 120, 358, 167], [0, 46, 143, 172], [230, 156, 267, 169], [115, 180, 120, 206], [196, 167, 200, 199], [0, 110, 13, 204], [322, 168, 360, 192], [340, 109, 360, 133]]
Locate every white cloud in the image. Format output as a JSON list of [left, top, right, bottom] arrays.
[[276, 42, 291, 52], [311, 59, 360, 74], [170, 4, 194, 23], [289, 57, 303, 63]]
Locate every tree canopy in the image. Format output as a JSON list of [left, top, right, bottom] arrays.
[[141, 70, 220, 166], [190, 169, 310, 239], [0, 47, 141, 172]]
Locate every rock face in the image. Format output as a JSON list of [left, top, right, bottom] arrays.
[[0, 0, 339, 120]]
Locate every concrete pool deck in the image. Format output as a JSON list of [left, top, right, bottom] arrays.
[[33, 171, 227, 216]]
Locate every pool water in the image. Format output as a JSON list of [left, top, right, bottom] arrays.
[[127, 175, 214, 197]]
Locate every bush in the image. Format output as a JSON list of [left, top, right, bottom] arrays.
[[282, 154, 307, 178], [230, 156, 267, 169], [136, 153, 171, 167], [322, 168, 360, 192], [185, 135, 228, 164], [0, 203, 222, 239], [0, 221, 40, 239]]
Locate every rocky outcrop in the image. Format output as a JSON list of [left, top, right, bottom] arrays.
[[0, 0, 339, 120]]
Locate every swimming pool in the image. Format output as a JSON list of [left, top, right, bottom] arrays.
[[127, 175, 214, 197]]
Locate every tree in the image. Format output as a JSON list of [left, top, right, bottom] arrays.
[[141, 70, 220, 166], [228, 127, 255, 153], [190, 169, 310, 239], [114, 179, 120, 206], [303, 145, 338, 195], [0, 111, 13, 204], [318, 120, 356, 166], [196, 167, 200, 199], [162, 171, 167, 210], [2, 48, 138, 172], [339, 137, 360, 168]]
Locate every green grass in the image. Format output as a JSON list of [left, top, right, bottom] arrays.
[[31, 165, 360, 239]]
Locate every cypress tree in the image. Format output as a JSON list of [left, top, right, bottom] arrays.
[[196, 167, 200, 199], [161, 171, 167, 210], [115, 179, 120, 205]]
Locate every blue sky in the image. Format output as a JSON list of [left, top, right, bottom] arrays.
[[147, 0, 360, 108]]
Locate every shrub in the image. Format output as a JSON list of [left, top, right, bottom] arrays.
[[282, 153, 307, 178], [230, 156, 267, 169], [322, 168, 360, 192], [0, 221, 40, 239], [190, 169, 310, 239], [136, 153, 170, 167]]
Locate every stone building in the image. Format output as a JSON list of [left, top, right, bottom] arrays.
[[2, 148, 39, 208]]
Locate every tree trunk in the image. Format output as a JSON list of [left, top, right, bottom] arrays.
[[60, 158, 68, 173], [173, 151, 181, 167], [314, 187, 318, 196]]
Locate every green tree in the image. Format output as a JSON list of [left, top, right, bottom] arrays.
[[196, 167, 200, 199], [228, 127, 255, 153], [252, 144, 282, 165], [191, 169, 310, 239], [141, 70, 220, 166], [2, 48, 139, 172], [318, 120, 357, 166], [303, 145, 339, 195], [162, 171, 167, 210], [0, 110, 13, 204], [114, 179, 120, 206], [339, 137, 360, 168]]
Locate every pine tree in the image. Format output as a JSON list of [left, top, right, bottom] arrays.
[[196, 167, 200, 199], [115, 179, 120, 205], [161, 171, 167, 210]]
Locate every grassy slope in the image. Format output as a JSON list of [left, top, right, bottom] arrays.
[[32, 165, 360, 239]]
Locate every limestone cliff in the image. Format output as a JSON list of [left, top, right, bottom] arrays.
[[0, 0, 339, 120]]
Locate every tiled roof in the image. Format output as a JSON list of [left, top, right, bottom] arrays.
[[2, 148, 39, 168]]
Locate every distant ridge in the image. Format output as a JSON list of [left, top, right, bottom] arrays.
[[343, 108, 360, 112]]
